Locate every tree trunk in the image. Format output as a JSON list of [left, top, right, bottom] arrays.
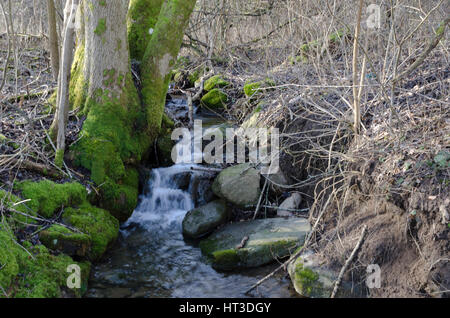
[[141, 0, 197, 139], [127, 0, 164, 61], [54, 0, 78, 168], [65, 0, 145, 221], [46, 0, 59, 81], [50, 0, 197, 221]]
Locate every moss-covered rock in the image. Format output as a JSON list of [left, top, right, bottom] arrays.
[[0, 189, 36, 226], [62, 202, 119, 260], [244, 81, 262, 98], [199, 218, 310, 270], [287, 252, 336, 298], [11, 180, 120, 260], [0, 224, 20, 290], [14, 244, 91, 298], [201, 88, 228, 110], [38, 225, 91, 258], [244, 79, 275, 98], [212, 163, 261, 207], [16, 180, 86, 218], [203, 75, 229, 92], [182, 200, 229, 239], [188, 68, 203, 86], [0, 222, 90, 298]]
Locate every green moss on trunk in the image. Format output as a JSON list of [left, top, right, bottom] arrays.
[[70, 74, 149, 220], [127, 0, 165, 61], [141, 0, 197, 140]]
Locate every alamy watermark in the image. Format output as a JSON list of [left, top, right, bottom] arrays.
[[366, 4, 381, 29], [366, 264, 381, 289], [66, 264, 81, 289], [171, 120, 280, 175]]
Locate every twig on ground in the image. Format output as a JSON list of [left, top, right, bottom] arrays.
[[330, 225, 368, 298]]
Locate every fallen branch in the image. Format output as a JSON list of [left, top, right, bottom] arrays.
[[245, 205, 309, 214], [252, 177, 268, 220], [4, 157, 62, 178], [6, 206, 85, 234], [330, 225, 368, 298], [190, 166, 222, 173]]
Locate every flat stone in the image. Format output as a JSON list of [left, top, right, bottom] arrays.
[[199, 217, 311, 270]]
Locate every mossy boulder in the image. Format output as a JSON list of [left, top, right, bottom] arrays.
[[212, 163, 261, 207], [201, 88, 228, 110], [14, 244, 91, 298], [38, 225, 91, 258], [203, 75, 229, 92], [16, 180, 86, 218], [243, 79, 275, 98], [0, 225, 20, 290], [62, 202, 119, 260], [182, 200, 229, 239], [0, 224, 90, 298], [288, 252, 336, 298], [244, 82, 262, 98], [199, 218, 311, 270], [0, 189, 37, 226]]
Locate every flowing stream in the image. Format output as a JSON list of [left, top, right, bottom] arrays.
[[86, 98, 297, 298]]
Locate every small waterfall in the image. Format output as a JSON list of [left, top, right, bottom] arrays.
[[125, 164, 199, 230], [87, 100, 294, 298]]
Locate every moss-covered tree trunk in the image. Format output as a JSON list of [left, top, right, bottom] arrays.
[[50, 0, 197, 222], [140, 0, 197, 138], [127, 0, 164, 61], [65, 0, 145, 221]]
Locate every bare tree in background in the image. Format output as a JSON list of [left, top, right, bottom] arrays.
[[53, 0, 77, 167], [46, 0, 59, 81]]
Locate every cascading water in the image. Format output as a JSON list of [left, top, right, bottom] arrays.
[[127, 165, 196, 227], [86, 99, 296, 298]]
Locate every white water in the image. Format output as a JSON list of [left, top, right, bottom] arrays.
[[125, 165, 197, 228]]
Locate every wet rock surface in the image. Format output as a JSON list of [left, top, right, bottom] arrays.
[[212, 163, 261, 207], [182, 200, 230, 239], [199, 217, 311, 270]]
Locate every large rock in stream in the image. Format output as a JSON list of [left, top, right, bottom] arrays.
[[182, 200, 230, 238], [199, 218, 311, 270], [212, 163, 261, 207]]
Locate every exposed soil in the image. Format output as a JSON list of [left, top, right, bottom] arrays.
[[307, 64, 449, 298]]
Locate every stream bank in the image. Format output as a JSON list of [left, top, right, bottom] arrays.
[[86, 99, 300, 297]]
